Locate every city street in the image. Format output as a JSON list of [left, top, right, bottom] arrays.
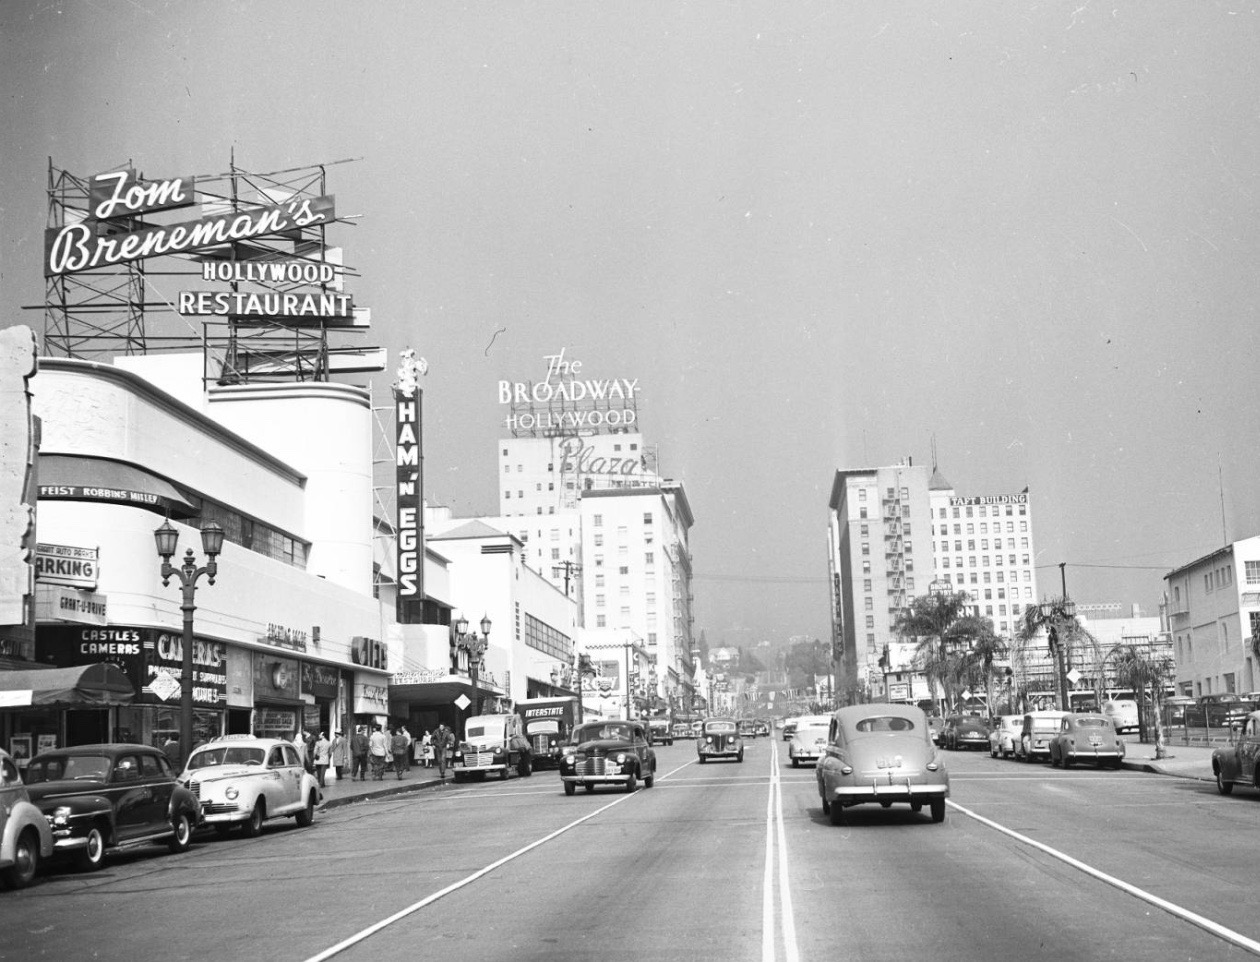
[[3, 737, 1259, 962]]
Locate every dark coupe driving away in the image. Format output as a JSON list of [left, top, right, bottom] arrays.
[[559, 721, 657, 795]]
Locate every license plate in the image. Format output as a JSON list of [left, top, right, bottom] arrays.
[[1088, 737, 1102, 747], [876, 756, 903, 769]]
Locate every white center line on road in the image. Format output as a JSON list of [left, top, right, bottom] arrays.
[[950, 799, 1260, 957], [301, 789, 639, 962], [762, 739, 800, 962]]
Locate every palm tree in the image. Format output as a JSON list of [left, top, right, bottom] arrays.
[[948, 617, 1006, 718], [1015, 601, 1102, 710], [894, 591, 971, 711], [1109, 644, 1174, 759]]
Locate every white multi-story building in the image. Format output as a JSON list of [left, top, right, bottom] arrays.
[[1165, 537, 1260, 697], [927, 472, 1039, 638], [827, 461, 1039, 706], [827, 462, 934, 702]]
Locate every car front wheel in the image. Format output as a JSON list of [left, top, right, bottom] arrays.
[[75, 825, 106, 871], [168, 812, 193, 853], [1216, 768, 1234, 795], [1, 828, 40, 889], [295, 793, 315, 827], [625, 770, 638, 793], [244, 802, 265, 838]]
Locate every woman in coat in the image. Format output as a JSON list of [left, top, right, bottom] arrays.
[[329, 730, 348, 781]]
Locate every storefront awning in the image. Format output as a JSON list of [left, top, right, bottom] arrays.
[[0, 663, 135, 708], [37, 454, 199, 518]]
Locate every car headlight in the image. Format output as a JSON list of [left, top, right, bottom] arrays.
[[454, 751, 464, 760], [225, 787, 239, 800], [53, 806, 72, 826], [492, 747, 505, 756], [615, 753, 627, 764]]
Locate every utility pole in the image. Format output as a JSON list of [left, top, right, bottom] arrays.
[[552, 560, 582, 597]]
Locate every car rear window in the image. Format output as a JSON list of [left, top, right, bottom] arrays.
[[1031, 721, 1060, 733], [796, 725, 828, 738], [854, 716, 915, 733]]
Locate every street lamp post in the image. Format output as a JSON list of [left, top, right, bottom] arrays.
[[455, 614, 491, 718], [154, 519, 224, 768]]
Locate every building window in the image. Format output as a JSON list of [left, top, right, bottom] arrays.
[[594, 534, 604, 547], [645, 552, 654, 564], [619, 566, 629, 575], [865, 616, 875, 629], [597, 615, 606, 627], [594, 515, 603, 527], [861, 542, 870, 555], [504, 491, 511, 499], [1246, 561, 1260, 585], [596, 595, 605, 607], [643, 513, 653, 524], [859, 507, 868, 519]]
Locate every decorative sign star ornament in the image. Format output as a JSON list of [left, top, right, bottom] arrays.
[[394, 347, 428, 397]]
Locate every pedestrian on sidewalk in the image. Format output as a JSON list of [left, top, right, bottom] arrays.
[[313, 731, 331, 788], [390, 726, 409, 779], [369, 724, 389, 780], [421, 729, 433, 767], [350, 726, 370, 781], [434, 724, 452, 780], [330, 729, 347, 781], [401, 725, 413, 771]]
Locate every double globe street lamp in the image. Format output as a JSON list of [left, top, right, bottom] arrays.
[[455, 614, 492, 717], [154, 519, 224, 767]]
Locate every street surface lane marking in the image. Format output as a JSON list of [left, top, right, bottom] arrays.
[[762, 739, 800, 962], [950, 799, 1260, 957], [302, 790, 640, 962]]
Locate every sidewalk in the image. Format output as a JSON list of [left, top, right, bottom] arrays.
[[1119, 735, 1216, 782], [316, 762, 455, 811]]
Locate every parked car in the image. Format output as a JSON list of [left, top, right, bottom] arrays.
[[1213, 710, 1260, 796], [180, 736, 321, 837], [559, 720, 656, 795], [782, 719, 798, 742], [926, 716, 945, 745], [647, 719, 673, 746], [23, 744, 200, 871], [941, 715, 990, 751], [1200, 694, 1254, 728], [697, 717, 745, 763], [1048, 713, 1126, 768], [1016, 710, 1070, 762], [988, 714, 1024, 759], [1166, 696, 1195, 726], [816, 704, 949, 825], [1101, 699, 1139, 734], [0, 747, 53, 889], [787, 715, 830, 767]]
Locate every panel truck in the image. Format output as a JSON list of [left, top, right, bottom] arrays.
[[517, 697, 578, 769]]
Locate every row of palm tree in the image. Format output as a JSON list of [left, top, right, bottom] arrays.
[[894, 590, 1170, 740]]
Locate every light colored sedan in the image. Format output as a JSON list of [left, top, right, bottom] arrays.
[[0, 748, 53, 889], [787, 715, 831, 767], [181, 736, 321, 837], [815, 704, 949, 825], [989, 714, 1024, 758]]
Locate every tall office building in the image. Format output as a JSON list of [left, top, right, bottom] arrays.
[[827, 460, 1038, 705], [927, 472, 1038, 638], [827, 462, 933, 702]]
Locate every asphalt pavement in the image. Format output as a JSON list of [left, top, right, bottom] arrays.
[[315, 760, 514, 810]]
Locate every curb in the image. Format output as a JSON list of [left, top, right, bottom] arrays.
[[318, 776, 453, 811], [1119, 760, 1214, 783]]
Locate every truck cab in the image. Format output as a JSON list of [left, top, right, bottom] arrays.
[[452, 714, 533, 781], [517, 697, 578, 769]]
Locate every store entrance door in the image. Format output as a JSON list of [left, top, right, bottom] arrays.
[[66, 709, 109, 746]]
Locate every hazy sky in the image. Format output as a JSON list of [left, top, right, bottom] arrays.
[[4, 2, 1260, 647]]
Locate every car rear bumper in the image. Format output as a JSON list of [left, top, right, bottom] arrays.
[[829, 781, 949, 802]]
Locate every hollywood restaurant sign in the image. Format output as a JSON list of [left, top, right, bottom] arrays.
[[44, 168, 336, 277]]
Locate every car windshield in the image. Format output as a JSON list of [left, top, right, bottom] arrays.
[[706, 722, 737, 733], [186, 746, 266, 769], [25, 754, 111, 783], [1075, 718, 1110, 729], [796, 725, 828, 739], [526, 720, 560, 735], [466, 723, 505, 739], [853, 716, 915, 733], [574, 724, 633, 742], [1003, 717, 1022, 729]]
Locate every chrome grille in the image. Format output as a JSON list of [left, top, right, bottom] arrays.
[[186, 780, 201, 800], [463, 751, 495, 769], [580, 757, 608, 776], [530, 734, 551, 754], [202, 802, 239, 815]]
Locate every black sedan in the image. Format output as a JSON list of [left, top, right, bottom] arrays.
[[23, 744, 201, 871], [558, 721, 657, 795]]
